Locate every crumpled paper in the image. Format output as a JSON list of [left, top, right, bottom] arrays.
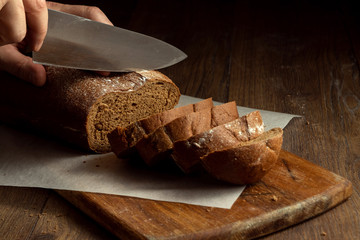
[[0, 95, 299, 209]]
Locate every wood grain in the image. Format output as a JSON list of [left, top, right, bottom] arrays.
[[0, 187, 118, 240], [56, 150, 352, 240], [0, 0, 359, 239], [0, 187, 50, 240]]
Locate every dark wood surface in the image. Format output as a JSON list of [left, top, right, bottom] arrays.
[[56, 150, 353, 240], [1, 0, 359, 239]]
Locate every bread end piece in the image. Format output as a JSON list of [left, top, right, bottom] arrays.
[[200, 128, 283, 185], [172, 110, 265, 173]]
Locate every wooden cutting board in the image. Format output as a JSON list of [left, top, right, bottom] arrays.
[[57, 150, 352, 240]]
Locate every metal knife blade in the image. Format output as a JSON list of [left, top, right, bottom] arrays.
[[32, 9, 187, 72]]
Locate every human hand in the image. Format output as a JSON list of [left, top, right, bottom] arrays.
[[0, 1, 113, 86]]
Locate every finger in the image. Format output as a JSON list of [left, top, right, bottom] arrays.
[[0, 44, 46, 86], [46, 1, 113, 26], [0, 0, 26, 46], [22, 0, 48, 51]]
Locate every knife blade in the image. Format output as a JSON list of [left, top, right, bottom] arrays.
[[32, 9, 187, 72]]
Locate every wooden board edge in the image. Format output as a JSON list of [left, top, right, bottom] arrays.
[[249, 182, 352, 239], [237, 151, 354, 240]]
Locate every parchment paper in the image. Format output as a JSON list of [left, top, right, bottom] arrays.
[[0, 95, 299, 209]]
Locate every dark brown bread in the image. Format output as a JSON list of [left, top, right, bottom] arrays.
[[172, 111, 264, 173], [0, 67, 180, 153], [136, 101, 239, 166], [107, 98, 213, 157], [201, 128, 283, 185]]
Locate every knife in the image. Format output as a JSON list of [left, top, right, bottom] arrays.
[[32, 9, 187, 72]]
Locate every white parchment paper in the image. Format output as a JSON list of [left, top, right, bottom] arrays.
[[0, 95, 299, 209]]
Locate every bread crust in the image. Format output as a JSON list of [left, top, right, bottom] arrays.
[[0, 67, 180, 152], [200, 128, 283, 184]]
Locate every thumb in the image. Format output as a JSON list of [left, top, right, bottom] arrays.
[[0, 44, 46, 86]]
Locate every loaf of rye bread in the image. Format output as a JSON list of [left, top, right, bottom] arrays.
[[135, 101, 239, 165], [108, 98, 213, 157], [171, 111, 265, 173], [0, 67, 180, 153], [201, 128, 283, 185]]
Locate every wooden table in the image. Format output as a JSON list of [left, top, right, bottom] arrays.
[[1, 0, 359, 239]]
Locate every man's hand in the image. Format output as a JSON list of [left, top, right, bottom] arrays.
[[0, 1, 113, 86]]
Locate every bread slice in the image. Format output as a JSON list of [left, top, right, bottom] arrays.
[[108, 98, 213, 157], [201, 128, 283, 185], [0, 67, 180, 153], [172, 111, 264, 173], [136, 101, 239, 166]]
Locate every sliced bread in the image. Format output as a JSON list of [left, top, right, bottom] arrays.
[[136, 101, 239, 166], [108, 98, 213, 157], [200, 128, 283, 185], [172, 111, 264, 173]]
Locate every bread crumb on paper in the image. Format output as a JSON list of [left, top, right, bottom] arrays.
[[205, 207, 213, 212], [321, 231, 327, 236]]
